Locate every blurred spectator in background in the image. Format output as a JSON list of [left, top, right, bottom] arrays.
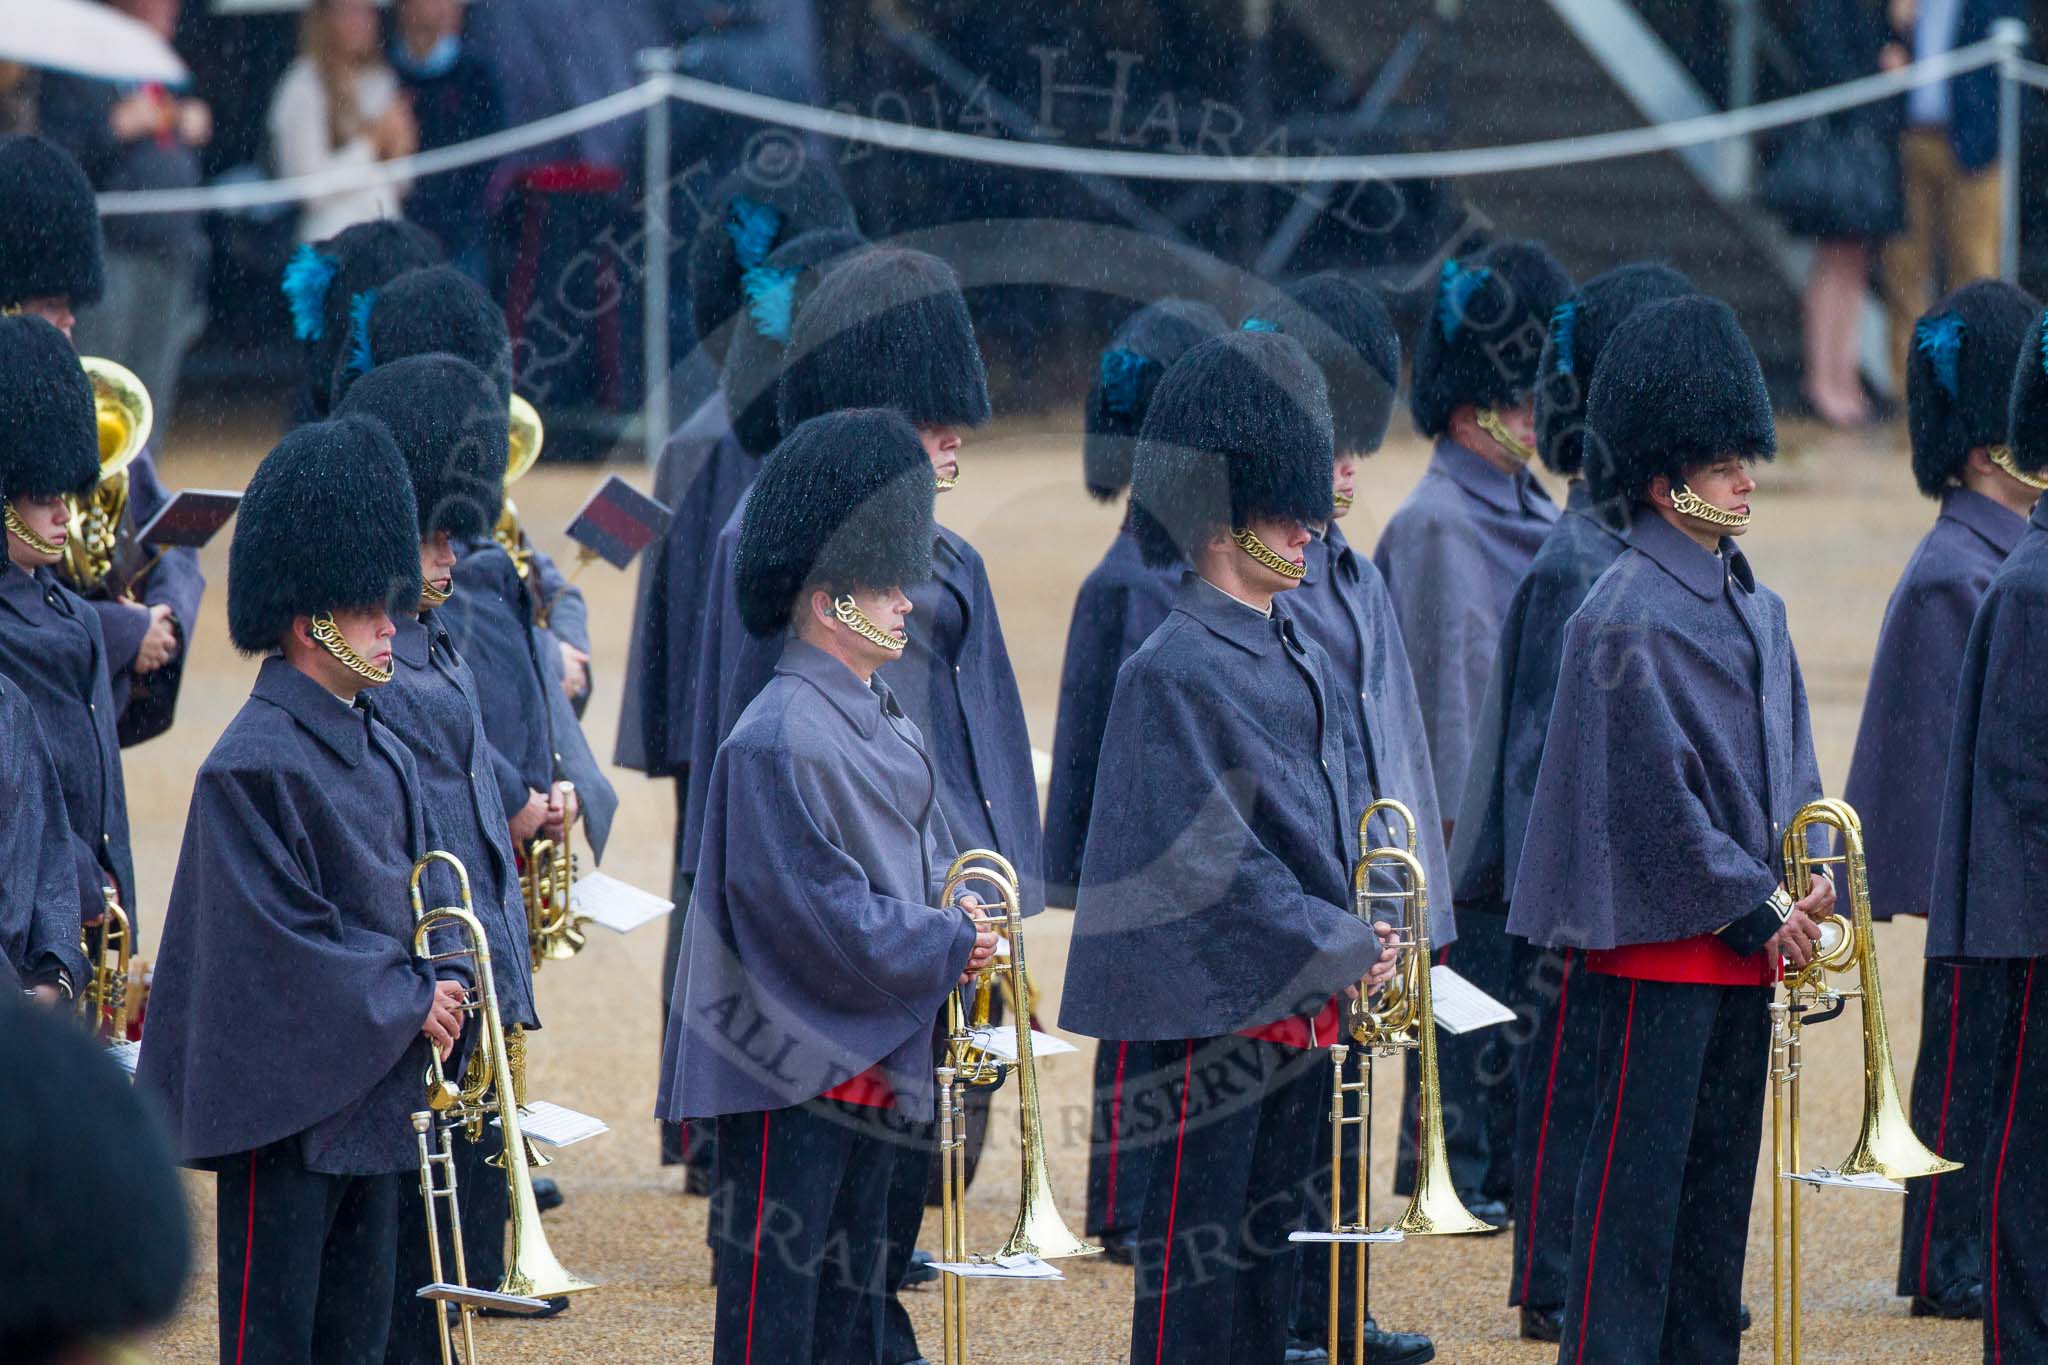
[[0, 63, 35, 134], [1768, 0, 1903, 428], [40, 0, 211, 428], [267, 0, 415, 243], [1881, 0, 2023, 389], [666, 0, 825, 174], [391, 0, 502, 282], [470, 0, 662, 180]]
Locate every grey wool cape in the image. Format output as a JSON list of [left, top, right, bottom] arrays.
[[0, 673, 88, 992], [1926, 495, 2048, 961], [1845, 488, 2024, 920], [136, 659, 445, 1176], [1060, 574, 1384, 1040], [1508, 514, 1824, 949], [1451, 482, 1631, 912], [658, 641, 977, 1120]]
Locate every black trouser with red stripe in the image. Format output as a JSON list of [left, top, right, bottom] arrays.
[[1986, 956, 2048, 1363], [1559, 977, 1769, 1365], [1131, 1034, 1325, 1365], [1086, 1038, 1163, 1239], [1509, 946, 1604, 1312], [214, 1140, 401, 1365], [708, 1098, 895, 1365], [1897, 958, 2006, 1302], [386, 1124, 513, 1364]]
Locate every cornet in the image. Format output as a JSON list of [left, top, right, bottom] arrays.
[[522, 785, 588, 970], [78, 885, 140, 1042]]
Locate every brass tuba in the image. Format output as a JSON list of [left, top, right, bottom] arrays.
[[1768, 798, 1958, 1362], [409, 850, 597, 1324], [933, 849, 1096, 1365], [60, 357, 153, 594]]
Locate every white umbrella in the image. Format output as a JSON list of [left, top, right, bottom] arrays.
[[0, 0, 189, 86]]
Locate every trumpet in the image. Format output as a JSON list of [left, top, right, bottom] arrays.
[[1768, 798, 1958, 1363], [60, 357, 153, 595], [1304, 799, 1493, 1365], [522, 783, 587, 969], [78, 885, 139, 1042], [408, 848, 595, 1356], [934, 850, 1096, 1365]]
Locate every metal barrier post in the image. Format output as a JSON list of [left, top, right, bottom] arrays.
[[638, 49, 677, 466], [1996, 19, 2027, 281]]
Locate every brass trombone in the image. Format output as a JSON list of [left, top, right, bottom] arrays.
[[60, 357, 152, 594], [1768, 798, 1958, 1363], [409, 848, 595, 1352], [934, 849, 1096, 1365], [1308, 799, 1493, 1365]]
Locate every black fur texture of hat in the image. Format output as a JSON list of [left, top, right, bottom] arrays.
[[0, 998, 189, 1360], [1129, 330, 1335, 567], [0, 314, 98, 500], [723, 227, 868, 457], [1909, 280, 2041, 494], [1243, 273, 1401, 458], [734, 407, 936, 638], [1585, 295, 1776, 504], [1410, 239, 1574, 437], [282, 220, 444, 417], [687, 158, 857, 365], [0, 135, 103, 311], [1536, 263, 1694, 478], [2005, 307, 2048, 476], [778, 247, 991, 434], [228, 418, 424, 653], [334, 353, 508, 538], [330, 265, 512, 410], [1083, 298, 1229, 501]]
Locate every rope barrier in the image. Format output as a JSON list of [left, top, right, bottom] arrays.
[[97, 39, 2027, 214]]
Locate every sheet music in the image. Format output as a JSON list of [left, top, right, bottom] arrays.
[[497, 1100, 609, 1148], [931, 1253, 1065, 1280], [1783, 1169, 1906, 1192], [105, 1040, 141, 1077], [569, 871, 672, 935], [963, 1027, 1078, 1063], [1289, 1229, 1406, 1244], [1428, 965, 1515, 1035]]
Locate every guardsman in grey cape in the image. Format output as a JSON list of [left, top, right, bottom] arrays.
[[1043, 296, 1225, 1265], [1061, 330, 1396, 1365], [1236, 273, 1438, 1365], [1448, 261, 1693, 1342], [1925, 305, 2048, 1362], [1, 133, 206, 747], [656, 406, 998, 1365], [1375, 240, 1573, 1218], [332, 353, 556, 1348], [0, 673, 87, 1002], [136, 418, 468, 1365], [1509, 296, 1832, 1364], [0, 313, 137, 988], [1845, 280, 2039, 1323]]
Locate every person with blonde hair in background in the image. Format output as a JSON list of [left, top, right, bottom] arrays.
[[267, 0, 416, 243]]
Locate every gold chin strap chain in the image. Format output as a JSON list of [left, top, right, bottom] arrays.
[[1670, 484, 1751, 530], [2, 502, 62, 557], [1332, 491, 1354, 513], [834, 594, 907, 651], [1232, 526, 1307, 580], [420, 579, 452, 607], [1475, 408, 1539, 464], [310, 612, 393, 684], [933, 473, 959, 493], [1990, 444, 2048, 491]]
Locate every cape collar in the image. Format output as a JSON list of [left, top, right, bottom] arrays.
[[1628, 509, 1755, 600], [0, 562, 47, 623], [252, 655, 369, 767], [390, 613, 430, 671], [1563, 479, 1630, 546], [1431, 437, 1555, 519], [1941, 486, 2028, 557], [1175, 570, 1286, 657], [776, 636, 889, 739]]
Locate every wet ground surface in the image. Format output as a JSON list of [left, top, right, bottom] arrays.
[[136, 409, 1980, 1362]]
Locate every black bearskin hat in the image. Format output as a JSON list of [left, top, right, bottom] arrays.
[[2006, 307, 2048, 477], [1243, 273, 1401, 458], [687, 158, 857, 365], [734, 407, 935, 637], [1410, 239, 1574, 438], [0, 315, 98, 500], [778, 247, 991, 434], [228, 418, 424, 653], [0, 135, 103, 311], [1586, 295, 1776, 505], [1129, 330, 1335, 567], [0, 998, 189, 1361], [1083, 298, 1229, 501], [281, 220, 444, 417], [330, 266, 512, 409], [1909, 280, 2041, 495], [334, 353, 508, 538], [1535, 263, 1694, 478], [724, 227, 867, 457]]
